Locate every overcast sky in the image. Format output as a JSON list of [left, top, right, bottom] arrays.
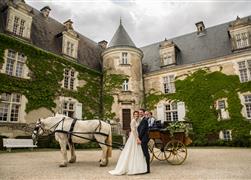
[[26, 0, 251, 47]]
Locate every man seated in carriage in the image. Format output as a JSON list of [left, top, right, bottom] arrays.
[[145, 111, 155, 128]]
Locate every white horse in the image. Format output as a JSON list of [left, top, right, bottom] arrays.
[[32, 114, 112, 167]]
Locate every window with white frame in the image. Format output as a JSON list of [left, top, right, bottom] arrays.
[[4, 49, 27, 78], [62, 101, 75, 118], [216, 99, 230, 120], [0, 93, 21, 122], [63, 69, 76, 90], [237, 60, 251, 83], [6, 6, 33, 39], [122, 80, 129, 91], [236, 32, 249, 49], [62, 35, 79, 59], [165, 102, 178, 121], [218, 100, 226, 109], [163, 75, 175, 94], [11, 16, 26, 37], [121, 52, 128, 64], [244, 95, 251, 118], [223, 130, 232, 141]]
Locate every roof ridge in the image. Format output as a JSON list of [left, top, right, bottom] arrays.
[[140, 15, 251, 49]]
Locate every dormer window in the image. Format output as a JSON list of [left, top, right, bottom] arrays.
[[228, 16, 251, 51], [235, 32, 249, 49], [195, 21, 206, 36], [61, 19, 79, 59], [5, 2, 32, 39], [159, 39, 178, 67]]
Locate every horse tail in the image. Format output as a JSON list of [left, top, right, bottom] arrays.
[[106, 124, 112, 158]]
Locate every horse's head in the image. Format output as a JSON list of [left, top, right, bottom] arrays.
[[32, 118, 45, 145]]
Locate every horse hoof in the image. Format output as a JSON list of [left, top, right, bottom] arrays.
[[69, 159, 76, 163], [59, 164, 67, 167]]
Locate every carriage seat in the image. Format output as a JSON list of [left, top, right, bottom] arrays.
[[149, 120, 164, 129], [3, 138, 37, 152]]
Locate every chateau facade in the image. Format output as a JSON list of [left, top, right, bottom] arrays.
[[0, 0, 251, 145]]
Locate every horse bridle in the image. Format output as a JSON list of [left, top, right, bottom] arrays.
[[32, 119, 45, 145], [32, 117, 66, 145]]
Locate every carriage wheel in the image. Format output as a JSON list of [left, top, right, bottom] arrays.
[[148, 139, 155, 163], [151, 139, 168, 161], [165, 140, 187, 165]]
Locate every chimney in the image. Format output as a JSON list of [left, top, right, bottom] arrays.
[[195, 21, 205, 35], [64, 19, 74, 30], [98, 40, 108, 49], [40, 6, 51, 18]]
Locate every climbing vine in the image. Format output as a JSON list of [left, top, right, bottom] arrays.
[[0, 33, 128, 120], [0, 33, 101, 118], [146, 69, 251, 146], [102, 70, 127, 120]]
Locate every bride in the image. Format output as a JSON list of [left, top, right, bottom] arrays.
[[109, 110, 147, 175]]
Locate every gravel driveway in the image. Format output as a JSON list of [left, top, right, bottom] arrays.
[[0, 148, 251, 180]]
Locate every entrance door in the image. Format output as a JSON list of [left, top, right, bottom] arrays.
[[122, 109, 131, 130]]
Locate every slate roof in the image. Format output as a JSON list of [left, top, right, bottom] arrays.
[[140, 16, 251, 73], [0, 0, 102, 71], [108, 22, 136, 48]]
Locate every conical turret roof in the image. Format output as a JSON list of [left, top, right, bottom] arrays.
[[108, 21, 136, 48]]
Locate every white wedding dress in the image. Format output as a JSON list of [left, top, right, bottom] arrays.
[[109, 118, 147, 175]]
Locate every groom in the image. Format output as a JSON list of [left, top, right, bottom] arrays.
[[137, 108, 150, 173]]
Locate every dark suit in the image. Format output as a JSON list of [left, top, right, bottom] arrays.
[[137, 117, 150, 173]]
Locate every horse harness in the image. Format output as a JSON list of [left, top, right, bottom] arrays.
[[34, 117, 124, 149], [68, 118, 77, 144], [52, 118, 110, 144]]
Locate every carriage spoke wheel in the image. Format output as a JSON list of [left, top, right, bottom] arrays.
[[151, 139, 168, 161], [148, 139, 155, 163], [165, 140, 187, 165]]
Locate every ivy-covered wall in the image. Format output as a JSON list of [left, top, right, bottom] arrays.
[[0, 33, 102, 119], [101, 70, 127, 120], [0, 33, 127, 121], [146, 69, 251, 146]]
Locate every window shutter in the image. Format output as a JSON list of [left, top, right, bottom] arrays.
[[157, 103, 165, 122], [75, 103, 82, 119], [221, 109, 230, 119], [219, 131, 224, 140], [177, 101, 185, 121]]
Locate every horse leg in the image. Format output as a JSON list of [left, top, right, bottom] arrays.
[[68, 143, 76, 163], [57, 135, 68, 167], [98, 143, 108, 167], [94, 134, 108, 167]]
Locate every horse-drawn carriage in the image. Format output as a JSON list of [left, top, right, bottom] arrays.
[[148, 121, 192, 165], [32, 114, 192, 167]]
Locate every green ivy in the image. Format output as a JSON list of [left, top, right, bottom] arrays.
[[0, 33, 101, 118], [0, 33, 127, 120], [145, 69, 251, 146], [102, 70, 127, 120]]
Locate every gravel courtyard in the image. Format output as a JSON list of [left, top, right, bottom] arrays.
[[0, 148, 251, 180]]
